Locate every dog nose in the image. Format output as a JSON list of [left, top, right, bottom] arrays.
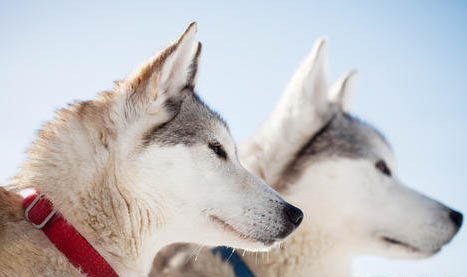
[[284, 203, 303, 227], [449, 210, 463, 229]]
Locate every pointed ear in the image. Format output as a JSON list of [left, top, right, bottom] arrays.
[[329, 69, 357, 111], [239, 38, 333, 186], [121, 22, 201, 118], [157, 23, 201, 96], [286, 37, 329, 115]]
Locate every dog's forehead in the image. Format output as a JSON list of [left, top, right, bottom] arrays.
[[281, 112, 393, 185], [276, 112, 392, 189], [305, 112, 391, 160], [147, 92, 229, 146]]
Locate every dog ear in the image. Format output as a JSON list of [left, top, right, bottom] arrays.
[[155, 22, 201, 99], [121, 22, 201, 118], [329, 69, 357, 111], [239, 38, 334, 186], [287, 37, 329, 117]]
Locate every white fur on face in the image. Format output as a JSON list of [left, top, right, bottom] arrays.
[[242, 37, 460, 260], [125, 120, 295, 251], [288, 135, 460, 259]]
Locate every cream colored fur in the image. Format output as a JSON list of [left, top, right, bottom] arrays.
[[0, 23, 299, 277]]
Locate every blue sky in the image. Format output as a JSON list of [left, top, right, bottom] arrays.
[[1, 1, 466, 276]]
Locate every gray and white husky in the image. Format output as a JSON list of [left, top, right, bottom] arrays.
[[151, 38, 463, 277], [0, 23, 303, 277]]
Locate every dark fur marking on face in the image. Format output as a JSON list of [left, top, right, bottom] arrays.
[[192, 93, 228, 130], [142, 92, 228, 147], [276, 112, 389, 191], [163, 97, 183, 116]]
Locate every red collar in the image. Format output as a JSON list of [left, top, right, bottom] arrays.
[[23, 192, 119, 277]]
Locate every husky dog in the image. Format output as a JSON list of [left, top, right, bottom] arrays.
[[0, 23, 303, 277], [150, 38, 463, 277]]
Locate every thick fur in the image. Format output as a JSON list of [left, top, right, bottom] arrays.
[[0, 23, 301, 277], [150, 38, 462, 277], [0, 188, 23, 230]]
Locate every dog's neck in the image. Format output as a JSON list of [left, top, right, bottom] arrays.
[[18, 172, 171, 276], [17, 170, 171, 277], [241, 220, 353, 277], [14, 113, 170, 276]]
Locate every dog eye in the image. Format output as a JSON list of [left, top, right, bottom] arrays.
[[375, 160, 391, 176], [208, 142, 227, 160]]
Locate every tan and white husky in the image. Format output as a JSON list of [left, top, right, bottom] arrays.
[[150, 38, 463, 277], [0, 23, 303, 277]]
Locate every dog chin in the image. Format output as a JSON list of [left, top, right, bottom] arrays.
[[379, 236, 440, 259], [221, 237, 279, 252], [208, 215, 279, 250]]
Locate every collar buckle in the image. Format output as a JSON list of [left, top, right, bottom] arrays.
[[24, 193, 57, 229]]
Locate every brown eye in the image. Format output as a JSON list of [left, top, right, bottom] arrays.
[[375, 160, 391, 176], [208, 142, 227, 160]]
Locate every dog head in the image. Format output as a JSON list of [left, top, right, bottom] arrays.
[[241, 38, 462, 259], [106, 22, 304, 250], [288, 112, 462, 259], [20, 23, 302, 255], [107, 23, 303, 250]]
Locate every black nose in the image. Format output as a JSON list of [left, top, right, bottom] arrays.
[[284, 203, 303, 227], [449, 210, 463, 229]]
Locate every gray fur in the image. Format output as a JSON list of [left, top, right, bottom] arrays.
[[279, 112, 389, 188], [143, 92, 228, 146]]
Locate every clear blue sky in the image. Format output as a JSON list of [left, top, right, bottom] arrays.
[[1, 1, 466, 276]]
